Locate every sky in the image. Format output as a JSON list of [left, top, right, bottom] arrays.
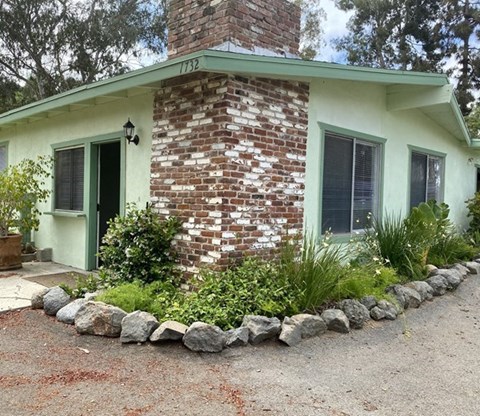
[[316, 0, 353, 63]]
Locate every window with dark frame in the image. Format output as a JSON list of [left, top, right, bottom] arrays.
[[321, 131, 380, 234], [409, 151, 443, 210], [54, 147, 84, 211], [0, 144, 6, 171]]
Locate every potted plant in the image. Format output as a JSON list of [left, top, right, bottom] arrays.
[[0, 156, 52, 271]]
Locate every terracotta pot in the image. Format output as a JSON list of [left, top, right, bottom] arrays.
[[0, 234, 23, 271]]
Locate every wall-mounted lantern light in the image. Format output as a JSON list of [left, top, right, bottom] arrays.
[[123, 118, 140, 145]]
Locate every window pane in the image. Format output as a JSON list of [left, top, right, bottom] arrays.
[[322, 134, 353, 234], [353, 142, 377, 230], [0, 145, 6, 171], [427, 156, 441, 202], [410, 152, 427, 210], [55, 148, 84, 211]]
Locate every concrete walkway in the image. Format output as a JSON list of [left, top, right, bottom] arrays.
[[0, 262, 85, 312]]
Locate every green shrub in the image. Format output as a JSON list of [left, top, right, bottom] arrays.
[[428, 233, 476, 266], [466, 192, 480, 233], [96, 280, 179, 315], [162, 258, 300, 330], [98, 204, 181, 284], [332, 263, 400, 301], [278, 234, 346, 312]]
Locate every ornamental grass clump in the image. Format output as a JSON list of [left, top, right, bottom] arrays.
[[278, 233, 347, 312]]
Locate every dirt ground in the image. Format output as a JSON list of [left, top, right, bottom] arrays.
[[1, 275, 480, 416]]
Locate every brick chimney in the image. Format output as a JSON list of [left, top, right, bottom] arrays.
[[167, 0, 301, 59]]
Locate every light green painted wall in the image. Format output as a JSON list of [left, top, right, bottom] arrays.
[[0, 93, 154, 269], [305, 79, 479, 238]]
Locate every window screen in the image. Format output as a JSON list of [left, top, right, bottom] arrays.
[[0, 144, 6, 171], [54, 147, 84, 211], [321, 132, 380, 234], [410, 151, 443, 210]]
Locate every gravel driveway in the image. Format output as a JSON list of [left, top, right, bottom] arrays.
[[1, 275, 479, 416]]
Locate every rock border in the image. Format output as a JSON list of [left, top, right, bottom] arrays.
[[31, 260, 480, 353]]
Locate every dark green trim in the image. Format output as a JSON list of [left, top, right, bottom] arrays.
[[406, 145, 446, 211], [317, 123, 386, 238]]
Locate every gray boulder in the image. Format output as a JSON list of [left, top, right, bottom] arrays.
[[241, 315, 281, 345], [43, 286, 71, 316], [360, 296, 377, 310], [386, 285, 422, 309], [437, 269, 462, 290], [150, 320, 188, 342], [183, 322, 226, 353], [425, 275, 448, 296], [370, 306, 386, 321], [338, 299, 370, 329], [464, 261, 480, 275], [120, 311, 159, 343], [320, 309, 350, 333], [279, 314, 327, 347], [56, 298, 87, 324], [426, 264, 438, 275], [450, 263, 469, 278], [225, 327, 249, 348], [377, 300, 398, 320], [405, 281, 434, 302], [31, 288, 49, 309], [75, 301, 127, 337]]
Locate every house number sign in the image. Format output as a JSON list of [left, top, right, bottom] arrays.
[[179, 58, 200, 74]]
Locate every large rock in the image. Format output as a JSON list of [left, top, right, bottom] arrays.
[[405, 281, 434, 302], [279, 314, 327, 347], [56, 298, 87, 324], [31, 288, 49, 309], [360, 296, 377, 310], [75, 301, 127, 337], [440, 269, 463, 290], [376, 300, 398, 320], [338, 299, 370, 329], [425, 275, 448, 296], [386, 285, 422, 309], [241, 315, 281, 345], [464, 261, 480, 275], [150, 320, 188, 342], [450, 263, 469, 279], [370, 306, 386, 321], [320, 309, 350, 333], [120, 311, 159, 343], [225, 327, 249, 348], [43, 286, 71, 316], [182, 322, 226, 353]]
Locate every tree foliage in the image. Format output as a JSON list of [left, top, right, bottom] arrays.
[[0, 0, 167, 109], [295, 0, 327, 60]]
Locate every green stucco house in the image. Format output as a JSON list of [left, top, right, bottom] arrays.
[[0, 0, 478, 274]]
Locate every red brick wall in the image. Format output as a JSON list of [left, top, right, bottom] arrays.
[[151, 72, 309, 274], [168, 0, 301, 58]]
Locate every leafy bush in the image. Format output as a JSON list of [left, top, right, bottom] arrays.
[[278, 234, 347, 312], [96, 280, 179, 315], [466, 192, 480, 233], [162, 258, 300, 330], [98, 204, 181, 284], [332, 263, 400, 301], [361, 201, 473, 280], [428, 233, 476, 266]]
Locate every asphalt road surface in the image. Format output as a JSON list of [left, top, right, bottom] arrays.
[[1, 275, 479, 416]]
